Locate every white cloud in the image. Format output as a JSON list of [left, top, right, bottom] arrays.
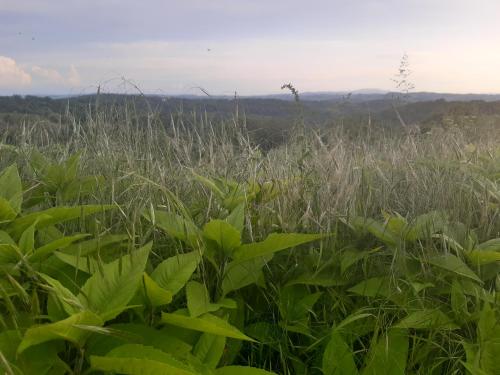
[[31, 64, 81, 87], [67, 65, 81, 86], [31, 65, 65, 82], [0, 56, 32, 88]]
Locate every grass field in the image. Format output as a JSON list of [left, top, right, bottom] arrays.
[[0, 102, 499, 374]]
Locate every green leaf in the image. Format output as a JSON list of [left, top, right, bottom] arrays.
[[348, 277, 392, 298], [466, 250, 500, 266], [0, 164, 22, 214], [61, 234, 129, 256], [215, 366, 278, 375], [222, 256, 270, 296], [8, 205, 115, 239], [147, 210, 201, 247], [187, 281, 213, 317], [18, 221, 36, 254], [395, 309, 459, 330], [78, 243, 151, 321], [279, 285, 322, 322], [85, 323, 192, 358], [29, 234, 89, 262], [90, 344, 199, 375], [18, 341, 70, 375], [477, 303, 500, 374], [203, 219, 241, 255], [192, 172, 226, 200], [323, 331, 359, 375], [226, 203, 245, 232], [0, 197, 17, 222], [54, 251, 99, 274], [451, 279, 469, 321], [194, 333, 226, 369], [151, 251, 201, 297], [161, 310, 255, 341], [142, 273, 173, 307], [187, 281, 236, 318], [39, 273, 84, 316], [341, 248, 380, 274], [429, 254, 482, 283], [476, 238, 500, 252], [350, 217, 398, 247], [233, 232, 327, 261], [405, 211, 446, 242], [18, 310, 104, 353], [362, 328, 408, 375]]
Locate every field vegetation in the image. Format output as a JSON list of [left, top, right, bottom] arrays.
[[0, 98, 499, 374]]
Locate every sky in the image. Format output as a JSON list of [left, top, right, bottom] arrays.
[[1, 0, 500, 95]]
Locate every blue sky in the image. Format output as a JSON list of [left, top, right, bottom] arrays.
[[1, 0, 500, 95]]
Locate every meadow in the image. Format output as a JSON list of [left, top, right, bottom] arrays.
[[0, 99, 499, 374]]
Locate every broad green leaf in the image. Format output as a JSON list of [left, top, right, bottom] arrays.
[[466, 250, 500, 266], [8, 205, 115, 238], [192, 172, 226, 200], [54, 251, 99, 274], [362, 328, 408, 375], [0, 197, 17, 222], [142, 272, 173, 307], [323, 331, 358, 375], [90, 344, 199, 375], [18, 310, 103, 353], [0, 243, 21, 269], [85, 323, 192, 358], [451, 279, 469, 321], [39, 273, 83, 316], [78, 243, 151, 321], [476, 238, 500, 252], [477, 303, 500, 374], [0, 164, 22, 214], [161, 310, 254, 341], [194, 333, 226, 369], [61, 234, 129, 256], [335, 313, 373, 332], [226, 203, 245, 232], [395, 309, 459, 330], [279, 285, 322, 322], [405, 211, 446, 242], [147, 210, 201, 247], [18, 341, 70, 375], [341, 248, 380, 274], [350, 217, 398, 247], [348, 277, 392, 298], [29, 234, 89, 262], [203, 219, 241, 255], [186, 282, 234, 318], [382, 212, 407, 236], [466, 239, 500, 266], [215, 366, 278, 375], [151, 251, 201, 296], [233, 232, 327, 261], [429, 254, 482, 283], [187, 281, 212, 317], [222, 256, 270, 296], [19, 222, 36, 254]]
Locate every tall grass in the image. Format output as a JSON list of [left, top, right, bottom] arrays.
[[0, 98, 499, 374], [3, 99, 499, 239]]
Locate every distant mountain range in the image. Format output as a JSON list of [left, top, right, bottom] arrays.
[[2, 91, 500, 140], [44, 90, 500, 103]]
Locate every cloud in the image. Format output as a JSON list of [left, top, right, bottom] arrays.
[[0, 56, 32, 88], [67, 65, 81, 86], [31, 65, 65, 82], [31, 64, 81, 87]]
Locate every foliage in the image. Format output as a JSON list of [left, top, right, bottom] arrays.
[[0, 103, 499, 374]]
